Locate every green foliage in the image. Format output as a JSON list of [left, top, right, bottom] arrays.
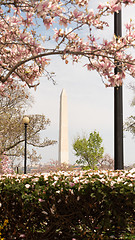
[[0, 170, 134, 239], [73, 131, 104, 169]]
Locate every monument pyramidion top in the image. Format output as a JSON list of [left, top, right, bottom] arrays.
[[61, 88, 67, 96]]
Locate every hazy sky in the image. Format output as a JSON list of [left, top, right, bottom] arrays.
[[27, 2, 135, 167]]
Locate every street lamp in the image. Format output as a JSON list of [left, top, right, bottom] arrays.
[[114, 10, 124, 170], [23, 116, 30, 174]]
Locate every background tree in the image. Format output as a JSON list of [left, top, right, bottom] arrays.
[[0, 0, 134, 95], [28, 149, 42, 168], [98, 154, 114, 170], [0, 82, 56, 168], [73, 131, 104, 169], [125, 115, 135, 136], [32, 160, 74, 174], [125, 86, 135, 137]]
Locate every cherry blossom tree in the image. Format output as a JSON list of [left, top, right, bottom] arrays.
[[0, 0, 135, 96], [98, 154, 114, 170], [0, 82, 57, 172], [125, 86, 135, 136], [0, 154, 13, 174]]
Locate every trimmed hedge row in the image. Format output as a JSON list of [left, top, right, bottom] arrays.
[[0, 170, 135, 239]]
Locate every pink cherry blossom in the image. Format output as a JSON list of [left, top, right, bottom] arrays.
[[0, 0, 134, 92], [0, 154, 13, 174]]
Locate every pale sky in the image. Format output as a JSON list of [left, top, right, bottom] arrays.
[[27, 2, 135, 167]]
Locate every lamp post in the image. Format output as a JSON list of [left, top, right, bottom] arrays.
[[114, 10, 124, 170], [23, 116, 29, 174]]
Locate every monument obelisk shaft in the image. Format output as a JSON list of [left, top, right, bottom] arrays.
[[59, 89, 69, 165]]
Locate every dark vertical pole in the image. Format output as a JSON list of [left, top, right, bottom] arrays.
[[114, 11, 124, 170], [24, 123, 27, 174]]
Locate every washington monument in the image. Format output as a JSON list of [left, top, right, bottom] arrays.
[[58, 89, 69, 165]]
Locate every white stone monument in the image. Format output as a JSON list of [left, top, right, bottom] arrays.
[[58, 89, 69, 165]]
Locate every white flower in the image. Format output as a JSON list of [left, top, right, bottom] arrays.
[[42, 211, 48, 215], [25, 184, 30, 189], [50, 204, 56, 214], [32, 178, 39, 182], [54, 176, 58, 181]]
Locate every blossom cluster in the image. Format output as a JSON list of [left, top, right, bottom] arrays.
[[1, 168, 135, 188], [0, 0, 135, 94], [0, 154, 13, 174], [98, 0, 135, 13]]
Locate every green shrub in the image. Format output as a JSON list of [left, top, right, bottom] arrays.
[[0, 169, 135, 239]]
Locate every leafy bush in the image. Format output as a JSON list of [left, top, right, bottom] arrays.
[[0, 169, 135, 239]]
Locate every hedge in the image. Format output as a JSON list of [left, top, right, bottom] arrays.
[[0, 169, 135, 239]]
